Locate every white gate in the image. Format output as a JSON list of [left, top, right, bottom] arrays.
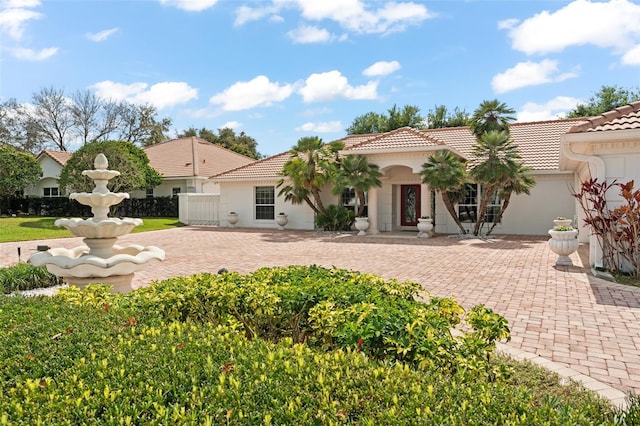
[[178, 193, 220, 225]]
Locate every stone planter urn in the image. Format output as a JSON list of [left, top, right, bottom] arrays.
[[354, 217, 369, 236], [227, 212, 239, 228], [548, 227, 579, 266], [275, 213, 288, 230], [417, 217, 433, 238], [553, 217, 573, 228]]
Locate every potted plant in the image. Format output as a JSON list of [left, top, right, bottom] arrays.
[[275, 212, 288, 230], [417, 216, 433, 238], [354, 216, 369, 236], [548, 221, 579, 266], [227, 212, 239, 228]]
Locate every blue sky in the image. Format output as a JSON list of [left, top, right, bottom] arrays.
[[1, 0, 640, 157]]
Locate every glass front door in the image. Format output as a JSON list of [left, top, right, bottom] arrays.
[[400, 185, 420, 226]]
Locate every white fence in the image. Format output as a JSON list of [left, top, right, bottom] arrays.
[[178, 193, 220, 225]]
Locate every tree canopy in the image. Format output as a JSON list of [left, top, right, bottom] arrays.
[[332, 155, 382, 217], [58, 140, 162, 194], [346, 104, 425, 134], [177, 127, 261, 159], [0, 144, 42, 199], [1, 87, 173, 153], [425, 105, 470, 129], [566, 85, 640, 118]]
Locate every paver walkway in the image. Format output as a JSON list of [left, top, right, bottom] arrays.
[[3, 227, 640, 405]]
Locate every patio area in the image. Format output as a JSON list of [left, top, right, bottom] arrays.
[[2, 226, 639, 405]]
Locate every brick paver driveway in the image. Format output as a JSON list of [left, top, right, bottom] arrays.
[[3, 226, 640, 399]]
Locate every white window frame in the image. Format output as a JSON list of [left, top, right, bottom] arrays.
[[43, 187, 59, 198], [255, 186, 275, 220], [458, 183, 501, 224]]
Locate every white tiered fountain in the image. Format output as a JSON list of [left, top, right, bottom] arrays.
[[29, 154, 165, 293]]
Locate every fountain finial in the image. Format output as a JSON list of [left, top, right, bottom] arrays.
[[94, 153, 108, 170]]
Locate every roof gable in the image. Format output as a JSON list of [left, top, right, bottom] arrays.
[[144, 137, 254, 178], [567, 101, 640, 133], [345, 127, 444, 152], [37, 150, 72, 167]]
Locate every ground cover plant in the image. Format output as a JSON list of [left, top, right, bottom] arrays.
[[0, 217, 183, 243], [0, 266, 634, 424], [0, 263, 60, 294]]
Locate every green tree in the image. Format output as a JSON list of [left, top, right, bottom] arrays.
[[117, 103, 172, 147], [0, 144, 41, 213], [332, 155, 382, 217], [178, 127, 261, 159], [426, 105, 470, 129], [566, 85, 640, 118], [469, 130, 523, 236], [468, 99, 515, 138], [277, 136, 343, 215], [58, 140, 162, 194], [346, 104, 424, 134], [420, 150, 467, 234]]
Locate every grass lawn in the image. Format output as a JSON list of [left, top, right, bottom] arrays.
[[0, 216, 184, 243]]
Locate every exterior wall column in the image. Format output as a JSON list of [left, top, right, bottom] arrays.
[[368, 186, 379, 234], [420, 183, 430, 218]]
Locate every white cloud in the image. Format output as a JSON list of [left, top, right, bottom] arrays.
[[159, 0, 218, 12], [219, 121, 242, 130], [491, 59, 578, 94], [209, 75, 294, 111], [363, 60, 400, 77], [504, 0, 640, 56], [295, 121, 342, 132], [298, 70, 378, 103], [235, 0, 433, 34], [517, 96, 581, 122], [9, 46, 57, 61], [286, 25, 332, 43], [497, 18, 518, 30], [622, 44, 640, 65], [90, 81, 198, 109], [0, 5, 42, 40], [86, 27, 118, 42]]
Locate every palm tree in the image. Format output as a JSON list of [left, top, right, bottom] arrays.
[[486, 162, 536, 235], [333, 155, 382, 217], [420, 150, 467, 234], [277, 136, 343, 215], [469, 99, 515, 138], [469, 130, 522, 236]]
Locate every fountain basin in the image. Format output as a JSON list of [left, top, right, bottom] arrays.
[[30, 244, 165, 292], [55, 217, 143, 238]]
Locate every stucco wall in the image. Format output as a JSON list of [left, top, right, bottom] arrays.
[[25, 156, 63, 197]]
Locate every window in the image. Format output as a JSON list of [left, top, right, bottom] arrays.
[[146, 188, 154, 199], [341, 188, 367, 216], [172, 187, 181, 197], [255, 186, 275, 220], [458, 184, 501, 224], [43, 187, 59, 197]]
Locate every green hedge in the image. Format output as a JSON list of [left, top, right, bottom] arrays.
[[0, 263, 61, 294], [6, 196, 177, 217], [0, 266, 631, 424]]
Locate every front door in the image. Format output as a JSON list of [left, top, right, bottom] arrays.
[[400, 185, 420, 226]]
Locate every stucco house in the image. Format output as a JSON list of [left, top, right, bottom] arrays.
[[24, 150, 72, 198], [26, 137, 254, 198], [208, 102, 640, 268]]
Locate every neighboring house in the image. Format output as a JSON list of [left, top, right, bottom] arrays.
[[24, 150, 72, 198], [26, 137, 255, 199], [132, 137, 255, 198], [210, 102, 640, 249]]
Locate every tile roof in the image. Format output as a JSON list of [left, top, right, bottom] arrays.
[[212, 118, 590, 180], [38, 150, 72, 166], [345, 127, 444, 152], [567, 101, 640, 133], [144, 137, 254, 178]]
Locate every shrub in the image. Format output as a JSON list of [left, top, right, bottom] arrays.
[[57, 266, 510, 378], [315, 204, 355, 231], [0, 263, 60, 294], [0, 295, 619, 424]]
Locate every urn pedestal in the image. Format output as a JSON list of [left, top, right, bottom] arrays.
[[275, 214, 288, 230], [355, 217, 369, 236], [548, 229, 579, 266], [417, 218, 433, 238]]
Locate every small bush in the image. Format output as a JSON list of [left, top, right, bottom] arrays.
[[315, 204, 355, 231], [0, 263, 60, 294]]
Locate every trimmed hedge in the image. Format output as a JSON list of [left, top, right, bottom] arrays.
[[5, 196, 177, 217]]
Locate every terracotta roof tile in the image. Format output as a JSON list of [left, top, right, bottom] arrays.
[[144, 137, 254, 178], [213, 118, 589, 180], [39, 150, 72, 166], [567, 101, 640, 133], [345, 127, 443, 152]]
